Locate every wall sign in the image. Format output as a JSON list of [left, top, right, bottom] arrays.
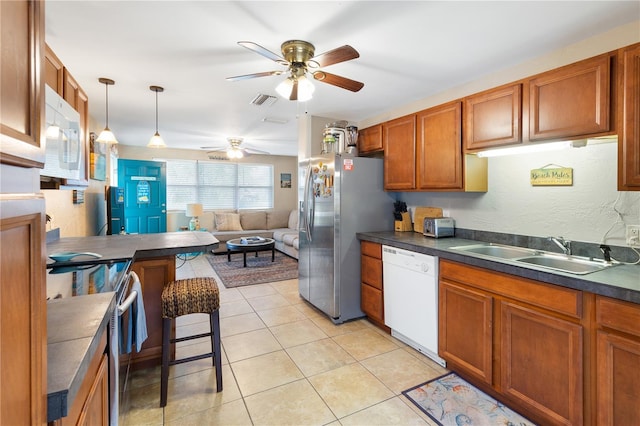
[[530, 164, 573, 186], [136, 180, 151, 204]]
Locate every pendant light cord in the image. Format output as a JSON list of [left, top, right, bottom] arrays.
[[155, 89, 159, 133]]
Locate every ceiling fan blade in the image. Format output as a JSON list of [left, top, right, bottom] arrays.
[[238, 41, 285, 63], [290, 79, 298, 101], [312, 45, 359, 67], [312, 71, 364, 92], [243, 147, 271, 155], [226, 70, 283, 81]]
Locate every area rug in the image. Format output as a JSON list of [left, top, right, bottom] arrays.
[[206, 251, 298, 288], [402, 372, 536, 426]]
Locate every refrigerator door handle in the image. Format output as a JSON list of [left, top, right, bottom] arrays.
[[302, 163, 313, 242]]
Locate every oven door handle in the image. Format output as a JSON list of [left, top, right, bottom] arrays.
[[117, 271, 140, 316]]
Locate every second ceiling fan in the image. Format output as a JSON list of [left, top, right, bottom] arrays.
[[226, 40, 364, 101]]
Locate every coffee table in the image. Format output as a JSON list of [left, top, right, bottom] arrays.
[[226, 237, 275, 267]]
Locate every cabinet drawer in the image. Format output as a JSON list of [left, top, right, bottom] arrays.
[[440, 260, 582, 318], [596, 296, 640, 337], [361, 255, 382, 290], [361, 241, 381, 259], [361, 283, 383, 323]]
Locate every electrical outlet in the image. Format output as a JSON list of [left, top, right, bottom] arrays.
[[626, 225, 640, 247]]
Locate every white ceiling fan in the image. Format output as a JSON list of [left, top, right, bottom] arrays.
[[202, 137, 271, 159]]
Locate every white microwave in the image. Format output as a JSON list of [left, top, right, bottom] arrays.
[[41, 85, 84, 181]]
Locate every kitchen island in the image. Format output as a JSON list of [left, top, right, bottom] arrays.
[[46, 231, 219, 424]]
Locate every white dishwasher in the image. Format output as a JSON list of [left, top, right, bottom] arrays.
[[382, 245, 446, 367]]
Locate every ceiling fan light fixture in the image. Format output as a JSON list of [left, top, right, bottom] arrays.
[[147, 85, 166, 148], [276, 75, 314, 102], [96, 77, 118, 144], [227, 148, 243, 159], [275, 77, 294, 99]]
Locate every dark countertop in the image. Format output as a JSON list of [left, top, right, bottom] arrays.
[[45, 231, 219, 422], [357, 231, 640, 304], [46, 231, 219, 267], [47, 293, 115, 422]]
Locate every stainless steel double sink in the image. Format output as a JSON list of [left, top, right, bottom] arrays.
[[450, 243, 618, 275]]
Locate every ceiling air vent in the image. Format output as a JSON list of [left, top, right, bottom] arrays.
[[250, 94, 277, 107]]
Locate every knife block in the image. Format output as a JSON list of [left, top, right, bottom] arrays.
[[394, 212, 413, 231]]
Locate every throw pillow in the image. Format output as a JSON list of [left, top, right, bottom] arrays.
[[215, 213, 243, 231], [240, 211, 267, 230], [266, 209, 290, 229], [288, 209, 299, 230]]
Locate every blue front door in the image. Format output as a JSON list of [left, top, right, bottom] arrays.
[[118, 159, 167, 234]]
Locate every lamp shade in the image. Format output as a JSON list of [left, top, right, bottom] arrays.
[[186, 203, 203, 217]]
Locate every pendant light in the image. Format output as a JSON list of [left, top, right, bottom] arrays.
[[147, 85, 166, 148], [96, 78, 118, 144]]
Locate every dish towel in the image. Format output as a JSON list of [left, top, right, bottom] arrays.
[[120, 279, 148, 354]]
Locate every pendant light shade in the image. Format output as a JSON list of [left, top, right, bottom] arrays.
[[96, 78, 118, 144], [147, 85, 166, 148]]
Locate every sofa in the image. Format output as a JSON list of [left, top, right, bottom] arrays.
[[198, 209, 299, 259]]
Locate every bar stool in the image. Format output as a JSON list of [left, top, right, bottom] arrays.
[[160, 277, 222, 407]]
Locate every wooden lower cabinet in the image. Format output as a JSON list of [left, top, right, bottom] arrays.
[[439, 260, 584, 425], [129, 255, 176, 370], [439, 281, 492, 385], [52, 330, 108, 426], [360, 241, 385, 329], [500, 301, 583, 425], [595, 296, 640, 425], [0, 195, 47, 426]]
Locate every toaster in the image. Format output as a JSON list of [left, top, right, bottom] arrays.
[[423, 217, 455, 238]]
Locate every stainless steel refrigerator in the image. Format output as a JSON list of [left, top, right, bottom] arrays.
[[299, 153, 394, 324]]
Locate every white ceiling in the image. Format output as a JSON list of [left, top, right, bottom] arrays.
[[45, 1, 639, 157]]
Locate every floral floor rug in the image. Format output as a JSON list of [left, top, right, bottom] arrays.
[[206, 251, 298, 288], [402, 372, 536, 426]]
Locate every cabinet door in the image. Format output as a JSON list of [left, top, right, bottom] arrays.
[[0, 197, 47, 425], [383, 115, 416, 190], [416, 101, 463, 190], [529, 53, 611, 141], [500, 301, 583, 426], [596, 330, 640, 425], [439, 281, 493, 385], [0, 0, 45, 168], [130, 256, 176, 369], [77, 354, 109, 426], [358, 124, 383, 154], [465, 84, 522, 150], [619, 43, 640, 190]]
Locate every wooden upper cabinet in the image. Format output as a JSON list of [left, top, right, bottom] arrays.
[[44, 44, 64, 95], [0, 0, 45, 168], [383, 115, 416, 190], [464, 83, 522, 151], [529, 53, 612, 141], [358, 124, 383, 154], [619, 43, 640, 190], [417, 101, 463, 190]]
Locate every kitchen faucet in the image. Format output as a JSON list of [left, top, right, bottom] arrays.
[[548, 236, 572, 255]]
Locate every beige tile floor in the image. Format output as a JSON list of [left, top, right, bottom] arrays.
[[121, 254, 448, 425]]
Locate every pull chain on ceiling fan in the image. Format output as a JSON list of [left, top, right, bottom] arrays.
[[226, 40, 364, 101]]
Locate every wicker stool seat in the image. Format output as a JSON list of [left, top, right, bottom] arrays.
[[160, 277, 222, 407]]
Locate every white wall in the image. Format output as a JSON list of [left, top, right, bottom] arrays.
[[399, 142, 640, 246], [359, 20, 640, 247]]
